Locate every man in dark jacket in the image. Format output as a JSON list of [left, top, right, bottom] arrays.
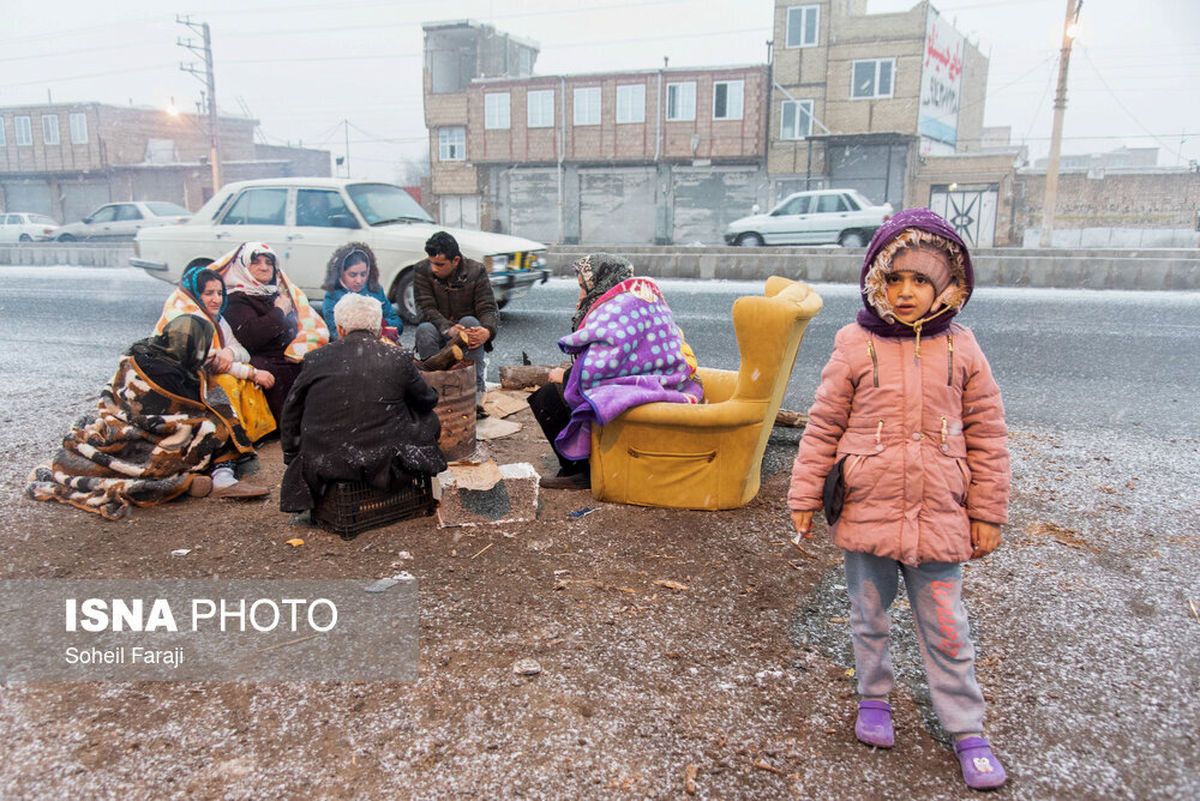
[[413, 231, 498, 396], [279, 293, 447, 517]]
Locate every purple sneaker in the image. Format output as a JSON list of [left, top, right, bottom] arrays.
[[954, 736, 1007, 790], [855, 699, 894, 748]]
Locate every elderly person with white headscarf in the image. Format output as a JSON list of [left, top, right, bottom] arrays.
[[279, 293, 447, 519], [221, 241, 329, 421]]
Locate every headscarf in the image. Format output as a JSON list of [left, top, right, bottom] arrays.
[[223, 242, 282, 298], [322, 241, 380, 293], [181, 266, 227, 320], [857, 207, 973, 343], [571, 253, 635, 331], [127, 315, 214, 401]]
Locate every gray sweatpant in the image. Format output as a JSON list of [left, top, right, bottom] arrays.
[[842, 549, 986, 735]]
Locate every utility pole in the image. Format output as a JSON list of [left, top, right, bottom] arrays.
[[344, 120, 351, 178], [178, 17, 222, 193], [1039, 0, 1082, 248]]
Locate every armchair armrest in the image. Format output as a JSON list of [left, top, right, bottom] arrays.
[[612, 397, 768, 428]]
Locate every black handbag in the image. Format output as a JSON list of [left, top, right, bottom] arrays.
[[822, 455, 848, 526]]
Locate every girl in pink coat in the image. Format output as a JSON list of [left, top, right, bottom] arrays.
[[788, 208, 1010, 791]]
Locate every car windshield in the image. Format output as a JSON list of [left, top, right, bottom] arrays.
[[145, 202, 190, 216], [347, 183, 433, 225], [847, 190, 879, 208]]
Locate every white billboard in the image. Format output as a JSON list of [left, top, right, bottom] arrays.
[[919, 9, 965, 148]]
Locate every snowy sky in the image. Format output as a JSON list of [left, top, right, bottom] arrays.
[[3, 0, 1197, 181]]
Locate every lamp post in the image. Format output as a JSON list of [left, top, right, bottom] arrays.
[[1039, 0, 1083, 248]]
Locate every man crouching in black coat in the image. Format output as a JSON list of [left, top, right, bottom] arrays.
[[279, 293, 447, 521]]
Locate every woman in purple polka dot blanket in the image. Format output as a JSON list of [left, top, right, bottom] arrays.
[[529, 253, 702, 489]]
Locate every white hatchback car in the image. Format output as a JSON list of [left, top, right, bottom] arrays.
[[56, 201, 191, 241], [724, 189, 893, 247], [0, 212, 60, 242], [131, 177, 550, 322]]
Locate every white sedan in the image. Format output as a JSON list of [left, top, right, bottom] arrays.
[[131, 177, 550, 322], [56, 201, 191, 241], [0, 212, 60, 242], [724, 189, 893, 247]]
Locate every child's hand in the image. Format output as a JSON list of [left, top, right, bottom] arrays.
[[970, 520, 1002, 558], [791, 510, 815, 541]]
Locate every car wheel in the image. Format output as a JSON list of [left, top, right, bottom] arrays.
[[391, 269, 419, 325], [839, 231, 865, 247], [18, 234, 32, 242], [735, 232, 764, 247], [57, 233, 76, 242]]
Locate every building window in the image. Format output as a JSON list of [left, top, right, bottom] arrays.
[[786, 5, 819, 48], [41, 115, 60, 145], [616, 84, 645, 124], [15, 116, 33, 146], [527, 90, 554, 128], [438, 127, 466, 161], [518, 48, 532, 76], [713, 80, 744, 120], [573, 87, 601, 126], [70, 113, 88, 144], [780, 99, 814, 139], [0, 119, 6, 147], [852, 58, 895, 99], [666, 82, 696, 121], [485, 92, 510, 130]]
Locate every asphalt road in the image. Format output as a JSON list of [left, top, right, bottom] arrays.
[[1, 266, 1197, 444]]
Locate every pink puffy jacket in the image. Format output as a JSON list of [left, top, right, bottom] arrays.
[[788, 322, 1010, 565]]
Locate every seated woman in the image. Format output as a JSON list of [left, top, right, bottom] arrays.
[[220, 242, 329, 421], [322, 243, 403, 341], [529, 253, 703, 490], [156, 266, 277, 442], [26, 316, 268, 520]]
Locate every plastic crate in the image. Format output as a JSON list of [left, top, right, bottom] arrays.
[[314, 473, 436, 539]]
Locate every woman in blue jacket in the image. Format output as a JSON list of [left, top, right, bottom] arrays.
[[322, 242, 403, 341]]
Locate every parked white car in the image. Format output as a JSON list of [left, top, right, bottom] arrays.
[[57, 201, 191, 241], [724, 189, 893, 247], [131, 177, 549, 322], [0, 212, 59, 242]]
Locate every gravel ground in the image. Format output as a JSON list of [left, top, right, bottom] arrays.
[[1, 400, 1197, 799]]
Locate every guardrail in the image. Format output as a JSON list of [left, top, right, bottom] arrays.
[[2, 242, 1197, 291]]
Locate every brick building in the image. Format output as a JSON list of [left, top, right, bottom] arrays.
[[0, 102, 330, 223], [424, 20, 767, 245]]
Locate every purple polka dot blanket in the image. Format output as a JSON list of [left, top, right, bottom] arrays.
[[555, 277, 702, 459]]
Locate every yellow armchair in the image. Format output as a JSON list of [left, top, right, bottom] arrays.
[[588, 276, 823, 509]]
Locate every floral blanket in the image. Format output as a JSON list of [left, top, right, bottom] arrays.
[[26, 359, 253, 520], [556, 277, 702, 459]]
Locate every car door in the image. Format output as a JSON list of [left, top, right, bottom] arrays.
[[810, 192, 853, 244], [761, 194, 812, 245], [0, 214, 16, 242], [112, 203, 145, 239], [84, 204, 120, 239], [280, 187, 363, 294], [213, 186, 290, 260]]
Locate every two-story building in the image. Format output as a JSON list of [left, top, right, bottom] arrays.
[[0, 102, 330, 223], [423, 20, 768, 245]]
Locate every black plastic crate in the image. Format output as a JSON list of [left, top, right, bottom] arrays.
[[314, 473, 436, 539]]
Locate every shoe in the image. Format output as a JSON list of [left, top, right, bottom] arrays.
[[855, 700, 894, 748], [538, 471, 591, 490], [954, 736, 1007, 790], [418, 340, 464, 372], [187, 475, 212, 497], [209, 481, 270, 499], [289, 510, 316, 527]]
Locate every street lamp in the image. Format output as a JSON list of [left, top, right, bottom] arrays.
[[1039, 0, 1084, 248]]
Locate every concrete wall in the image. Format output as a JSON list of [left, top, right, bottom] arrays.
[[2, 243, 1197, 290]]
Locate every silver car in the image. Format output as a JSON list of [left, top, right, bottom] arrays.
[[724, 189, 893, 247], [56, 201, 191, 241]]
